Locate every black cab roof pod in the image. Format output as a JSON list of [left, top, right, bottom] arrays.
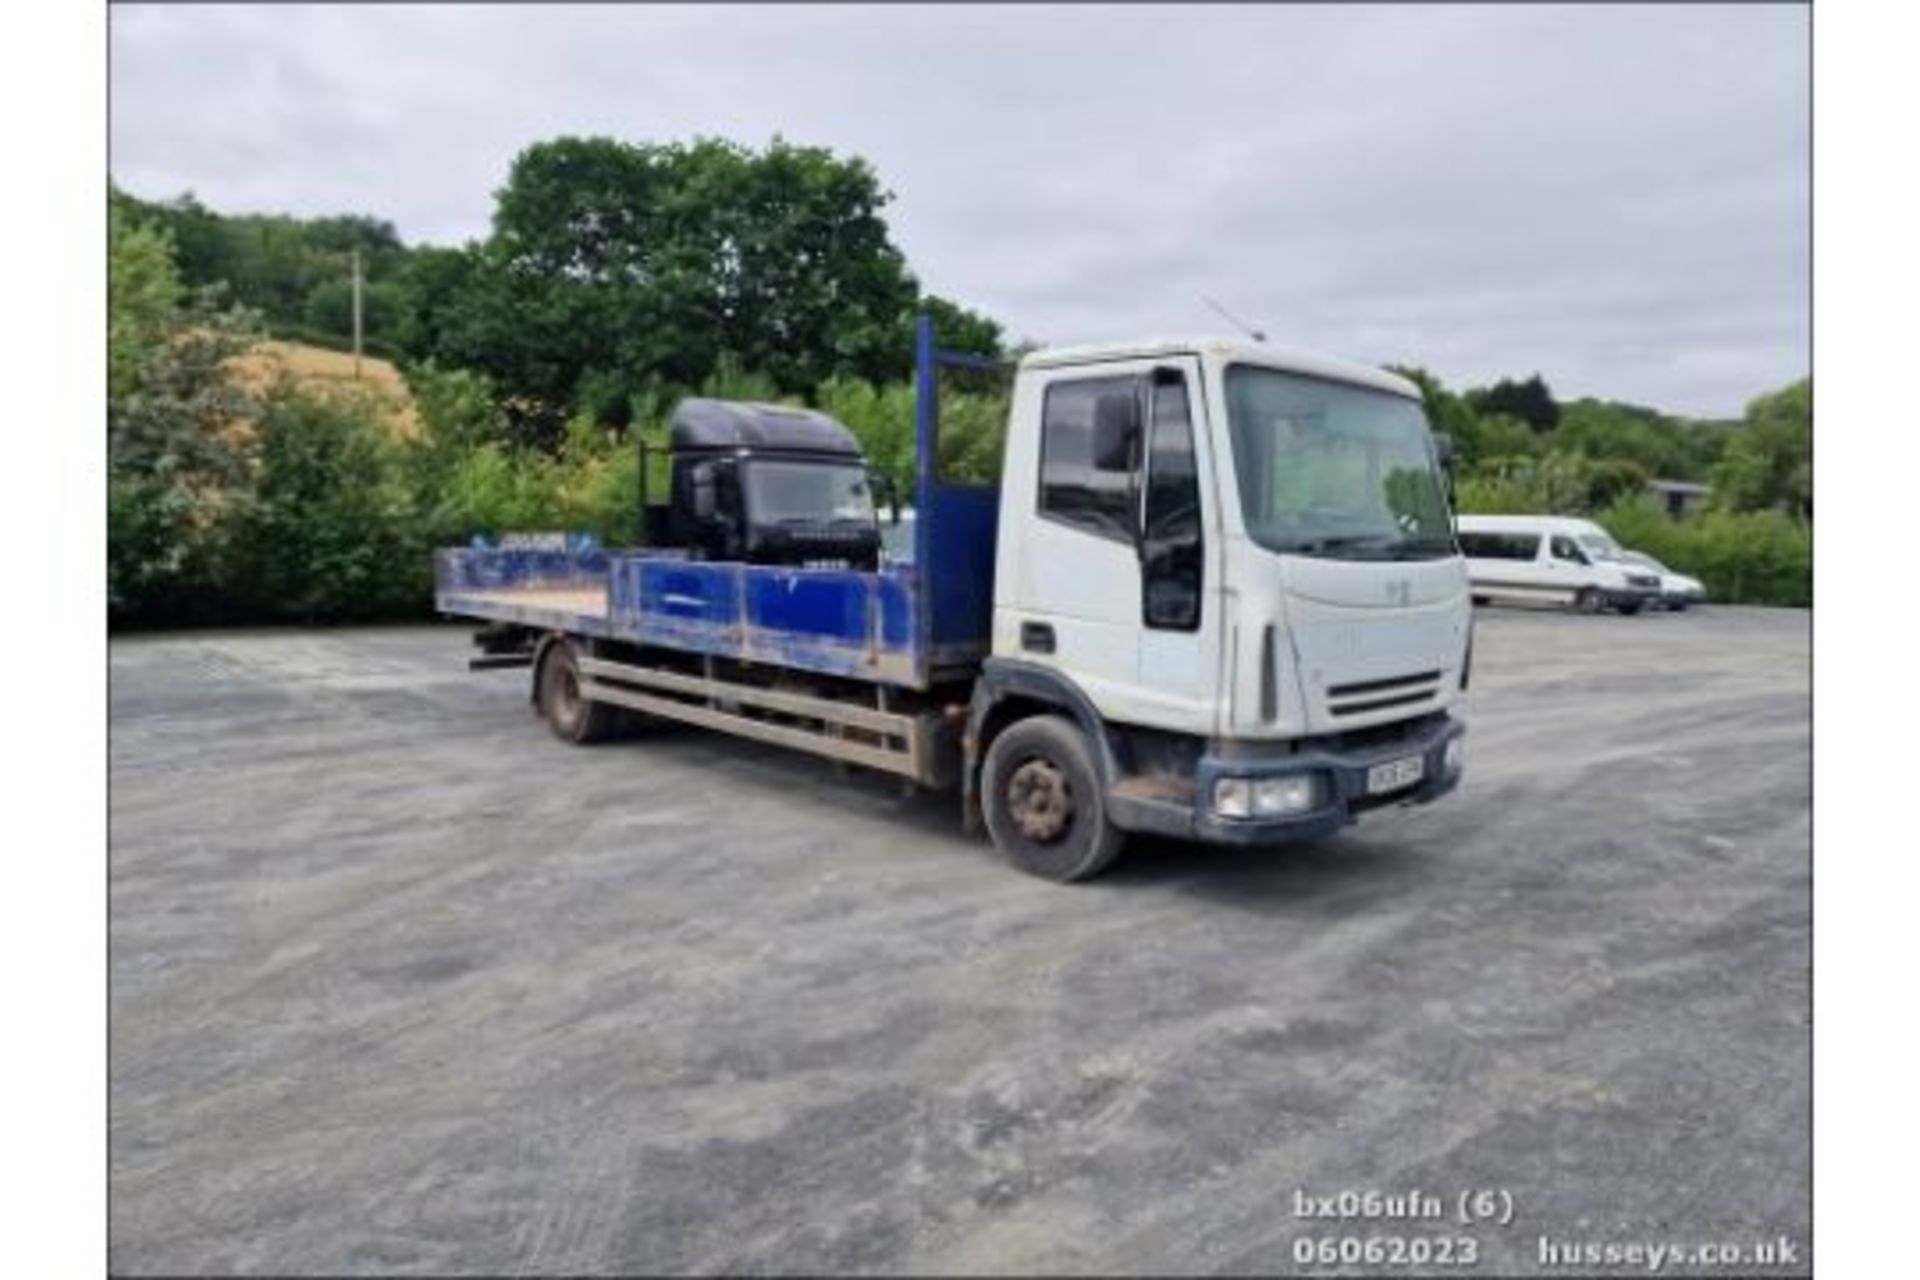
[[668, 399, 863, 457]]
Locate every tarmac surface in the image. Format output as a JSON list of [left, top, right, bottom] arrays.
[[109, 606, 1810, 1274]]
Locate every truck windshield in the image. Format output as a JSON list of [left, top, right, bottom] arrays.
[[1224, 365, 1455, 559], [744, 460, 876, 525]]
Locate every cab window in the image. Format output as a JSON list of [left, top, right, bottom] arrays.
[[1551, 535, 1588, 563], [1459, 532, 1540, 561], [1038, 376, 1137, 542]]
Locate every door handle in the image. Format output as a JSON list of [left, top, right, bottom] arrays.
[[1020, 622, 1056, 654]]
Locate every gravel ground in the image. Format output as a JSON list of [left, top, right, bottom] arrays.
[[109, 606, 1810, 1275]]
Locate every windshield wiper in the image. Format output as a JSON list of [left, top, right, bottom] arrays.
[[1390, 536, 1459, 559], [1283, 533, 1456, 560], [1283, 534, 1401, 558]]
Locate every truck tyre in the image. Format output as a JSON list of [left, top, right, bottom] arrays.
[[537, 641, 616, 745], [981, 715, 1125, 883], [1615, 600, 1644, 616], [1573, 588, 1601, 614]]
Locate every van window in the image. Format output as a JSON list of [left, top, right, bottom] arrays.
[[1550, 535, 1588, 564], [1039, 376, 1137, 541], [1458, 531, 1541, 561]]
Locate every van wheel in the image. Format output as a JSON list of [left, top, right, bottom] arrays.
[[1573, 588, 1601, 614], [537, 641, 616, 744], [1615, 600, 1644, 616], [982, 716, 1126, 883]]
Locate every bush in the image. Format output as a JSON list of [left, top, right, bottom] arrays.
[[108, 473, 230, 627], [1595, 497, 1810, 607], [219, 386, 429, 623], [1455, 451, 1595, 514], [432, 445, 560, 542]]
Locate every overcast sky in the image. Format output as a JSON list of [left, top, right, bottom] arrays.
[[110, 3, 1808, 417]]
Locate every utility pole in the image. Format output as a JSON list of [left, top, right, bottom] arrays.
[[351, 247, 364, 380]]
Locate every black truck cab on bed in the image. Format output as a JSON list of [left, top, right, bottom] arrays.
[[657, 398, 883, 571]]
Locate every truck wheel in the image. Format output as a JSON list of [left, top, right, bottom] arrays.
[[1615, 600, 1644, 616], [537, 641, 616, 744], [982, 716, 1125, 883], [1573, 588, 1601, 614]]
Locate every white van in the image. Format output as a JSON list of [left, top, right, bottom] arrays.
[[1455, 515, 1662, 615], [1617, 549, 1707, 610]]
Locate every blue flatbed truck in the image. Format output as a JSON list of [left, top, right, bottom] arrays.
[[437, 317, 1472, 881]]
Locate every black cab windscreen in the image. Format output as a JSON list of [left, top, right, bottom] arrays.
[[745, 460, 875, 526]]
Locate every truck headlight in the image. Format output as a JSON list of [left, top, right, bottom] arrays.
[[1213, 777, 1253, 818], [1256, 775, 1319, 815], [1213, 775, 1320, 818], [1443, 736, 1465, 776]]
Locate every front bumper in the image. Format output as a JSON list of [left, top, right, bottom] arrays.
[[1106, 713, 1466, 846], [1601, 585, 1660, 609]]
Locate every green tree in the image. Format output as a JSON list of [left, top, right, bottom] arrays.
[[410, 136, 936, 440], [1467, 373, 1560, 433], [301, 278, 406, 345], [1710, 378, 1810, 515], [1473, 413, 1543, 465], [920, 294, 1004, 358], [108, 202, 264, 624], [112, 184, 415, 344], [108, 205, 183, 402]]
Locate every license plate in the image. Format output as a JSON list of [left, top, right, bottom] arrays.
[[1367, 754, 1425, 795]]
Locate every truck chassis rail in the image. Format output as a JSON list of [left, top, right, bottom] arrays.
[[574, 655, 952, 787]]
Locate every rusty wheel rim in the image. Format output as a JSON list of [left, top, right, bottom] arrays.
[[1006, 757, 1073, 843]]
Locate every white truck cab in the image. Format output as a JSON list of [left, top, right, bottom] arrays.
[[969, 339, 1470, 878]]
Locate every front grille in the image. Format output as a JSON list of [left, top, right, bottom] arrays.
[[1326, 669, 1443, 718], [1327, 670, 1441, 698], [1628, 574, 1660, 589]]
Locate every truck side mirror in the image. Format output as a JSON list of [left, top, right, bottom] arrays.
[[691, 463, 717, 520], [870, 469, 901, 525], [1092, 391, 1141, 472], [1433, 432, 1454, 467]]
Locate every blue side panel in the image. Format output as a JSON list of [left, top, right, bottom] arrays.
[[435, 546, 610, 592], [739, 568, 884, 678], [595, 552, 926, 684], [746, 570, 870, 644], [922, 483, 999, 664], [636, 561, 741, 627], [878, 573, 914, 649], [620, 559, 744, 653]]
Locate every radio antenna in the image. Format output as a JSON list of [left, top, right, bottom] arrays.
[[1202, 296, 1268, 343]]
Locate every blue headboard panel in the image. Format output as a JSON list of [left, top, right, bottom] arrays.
[[913, 313, 1012, 674], [921, 483, 998, 666]]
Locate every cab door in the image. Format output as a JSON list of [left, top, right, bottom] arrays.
[[996, 356, 1218, 735], [1547, 532, 1591, 601], [1132, 362, 1219, 733]]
